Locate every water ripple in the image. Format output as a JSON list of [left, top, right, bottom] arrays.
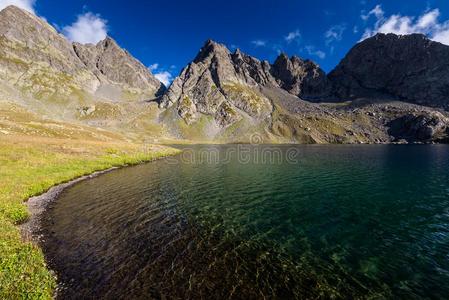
[[40, 145, 449, 299]]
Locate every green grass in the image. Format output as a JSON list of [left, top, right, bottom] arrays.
[[0, 135, 181, 299]]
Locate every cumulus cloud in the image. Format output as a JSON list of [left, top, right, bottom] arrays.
[[0, 0, 35, 13], [251, 40, 267, 47], [285, 30, 301, 43], [361, 5, 449, 45], [63, 12, 108, 44], [325, 24, 346, 45], [154, 71, 173, 86], [305, 45, 326, 59]]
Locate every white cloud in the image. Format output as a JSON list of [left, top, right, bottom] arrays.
[[432, 28, 449, 45], [418, 9, 439, 28], [251, 40, 267, 47], [285, 30, 301, 43], [154, 71, 173, 86], [325, 24, 346, 45], [63, 12, 108, 44], [305, 46, 326, 59], [0, 0, 35, 14], [361, 4, 384, 21], [361, 5, 449, 45], [148, 63, 159, 72]]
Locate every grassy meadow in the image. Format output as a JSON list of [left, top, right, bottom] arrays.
[[0, 133, 180, 299]]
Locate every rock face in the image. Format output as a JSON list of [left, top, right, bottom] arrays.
[[160, 40, 331, 126], [271, 53, 331, 100], [0, 5, 162, 102], [0, 5, 100, 97], [388, 112, 449, 143], [73, 38, 164, 95], [160, 40, 273, 125], [329, 33, 449, 109]]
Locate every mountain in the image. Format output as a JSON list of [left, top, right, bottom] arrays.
[[329, 33, 449, 109], [0, 5, 169, 141], [0, 5, 447, 144], [159, 40, 342, 141], [159, 38, 449, 143], [73, 37, 164, 98], [0, 5, 162, 104], [271, 53, 331, 100], [160, 40, 273, 126], [0, 5, 99, 97]]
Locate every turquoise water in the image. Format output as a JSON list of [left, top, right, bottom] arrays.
[[40, 145, 449, 299]]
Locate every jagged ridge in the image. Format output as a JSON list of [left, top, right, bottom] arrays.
[[160, 40, 329, 126], [0, 5, 163, 101]]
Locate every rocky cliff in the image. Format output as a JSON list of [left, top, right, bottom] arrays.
[[73, 37, 164, 97], [160, 40, 331, 127], [329, 33, 449, 109], [160, 40, 274, 127], [271, 53, 331, 100], [0, 5, 162, 103], [0, 5, 100, 98]]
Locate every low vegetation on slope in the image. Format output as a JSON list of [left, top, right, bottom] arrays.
[[0, 134, 180, 299]]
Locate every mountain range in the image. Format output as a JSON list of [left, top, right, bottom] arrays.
[[1, 5, 448, 144]]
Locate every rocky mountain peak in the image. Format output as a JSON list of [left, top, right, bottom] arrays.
[[271, 53, 331, 100], [328, 33, 449, 108], [159, 38, 336, 127], [193, 39, 230, 63], [159, 39, 274, 127], [96, 36, 121, 51], [0, 5, 63, 46], [0, 5, 101, 95], [0, 4, 31, 20], [73, 36, 164, 95], [0, 5, 164, 103], [274, 52, 289, 63]]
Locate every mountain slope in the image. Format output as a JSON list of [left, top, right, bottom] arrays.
[[329, 33, 449, 109], [159, 40, 342, 142], [159, 39, 447, 144], [0, 5, 170, 141], [0, 5, 163, 103], [73, 37, 165, 99], [0, 5, 100, 98], [271, 53, 331, 100], [0, 6, 447, 144], [160, 40, 273, 130]]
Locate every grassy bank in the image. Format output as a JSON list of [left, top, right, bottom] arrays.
[[0, 134, 180, 299]]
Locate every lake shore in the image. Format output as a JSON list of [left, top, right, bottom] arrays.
[[0, 134, 181, 299], [21, 167, 119, 245]]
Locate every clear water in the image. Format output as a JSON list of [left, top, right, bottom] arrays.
[[40, 145, 449, 299]]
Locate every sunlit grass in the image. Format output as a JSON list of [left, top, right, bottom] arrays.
[[0, 134, 180, 299]]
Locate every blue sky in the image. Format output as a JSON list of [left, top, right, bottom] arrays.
[[3, 0, 449, 84]]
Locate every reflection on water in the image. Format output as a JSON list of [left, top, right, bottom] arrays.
[[40, 145, 449, 299]]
